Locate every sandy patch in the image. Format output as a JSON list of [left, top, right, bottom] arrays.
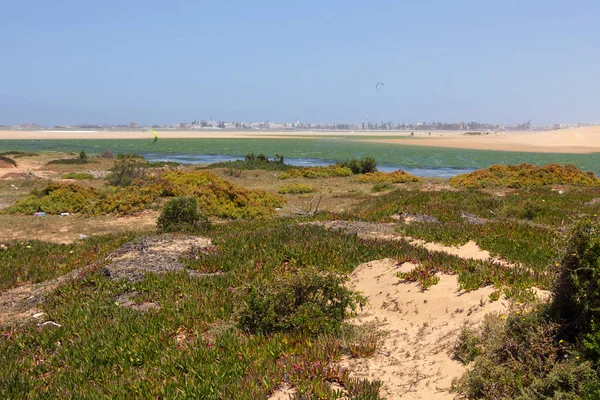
[[268, 384, 297, 400], [340, 258, 508, 399], [362, 126, 600, 154], [0, 156, 54, 180]]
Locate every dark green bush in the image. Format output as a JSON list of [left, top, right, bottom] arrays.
[[360, 157, 377, 174], [156, 196, 209, 233], [337, 157, 378, 174], [238, 266, 365, 335], [553, 220, 600, 337]]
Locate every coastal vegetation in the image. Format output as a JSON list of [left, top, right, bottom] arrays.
[[1, 152, 600, 399], [450, 163, 600, 189]]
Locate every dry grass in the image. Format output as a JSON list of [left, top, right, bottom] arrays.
[[0, 212, 158, 243]]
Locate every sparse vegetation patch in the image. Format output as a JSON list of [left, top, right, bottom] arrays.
[[278, 165, 353, 179], [278, 183, 315, 194], [61, 172, 94, 180], [356, 170, 422, 184]]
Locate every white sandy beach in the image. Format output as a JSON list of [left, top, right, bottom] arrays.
[[1, 126, 599, 154]]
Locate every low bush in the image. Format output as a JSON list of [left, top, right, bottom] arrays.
[[154, 171, 285, 219], [278, 183, 315, 194], [207, 154, 295, 172], [0, 156, 17, 167], [371, 183, 393, 192], [356, 170, 422, 184], [337, 157, 377, 174], [157, 196, 209, 233], [2, 183, 160, 216], [61, 172, 94, 180], [553, 220, 600, 338], [453, 220, 600, 399], [450, 163, 600, 189], [47, 157, 95, 165], [237, 266, 365, 335], [107, 154, 146, 187], [278, 166, 353, 179], [98, 150, 114, 159], [453, 307, 598, 399], [223, 166, 242, 177], [5, 171, 285, 219]]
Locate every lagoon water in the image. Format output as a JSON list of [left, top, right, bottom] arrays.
[[141, 152, 473, 178], [1, 138, 598, 178]]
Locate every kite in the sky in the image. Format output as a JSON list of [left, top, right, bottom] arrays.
[[376, 82, 384, 90], [151, 129, 158, 144]]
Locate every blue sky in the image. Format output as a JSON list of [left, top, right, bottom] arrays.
[[1, 0, 599, 126]]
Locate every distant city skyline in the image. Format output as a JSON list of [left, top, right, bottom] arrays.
[[4, 118, 591, 131], [2, 1, 599, 126]]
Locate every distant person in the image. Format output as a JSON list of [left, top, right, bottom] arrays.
[[429, 132, 431, 136], [411, 132, 414, 137]]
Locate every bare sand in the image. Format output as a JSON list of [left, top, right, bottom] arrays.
[[1, 126, 600, 153], [364, 126, 600, 154]]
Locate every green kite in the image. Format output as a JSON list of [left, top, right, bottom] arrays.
[[151, 129, 158, 144]]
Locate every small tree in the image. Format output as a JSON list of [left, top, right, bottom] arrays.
[[157, 196, 209, 233]]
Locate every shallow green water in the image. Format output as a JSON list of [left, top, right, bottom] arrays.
[[1, 138, 598, 173]]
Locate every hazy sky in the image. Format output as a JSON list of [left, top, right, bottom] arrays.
[[1, 0, 599, 126]]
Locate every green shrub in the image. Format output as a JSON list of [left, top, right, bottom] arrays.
[[155, 171, 285, 219], [278, 183, 315, 194], [450, 163, 600, 189], [237, 266, 365, 335], [5, 171, 285, 219], [453, 308, 597, 399], [278, 166, 353, 179], [208, 154, 293, 172], [157, 196, 209, 233], [61, 172, 94, 180], [107, 154, 146, 187], [78, 150, 88, 160], [553, 220, 600, 337], [337, 157, 377, 174]]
